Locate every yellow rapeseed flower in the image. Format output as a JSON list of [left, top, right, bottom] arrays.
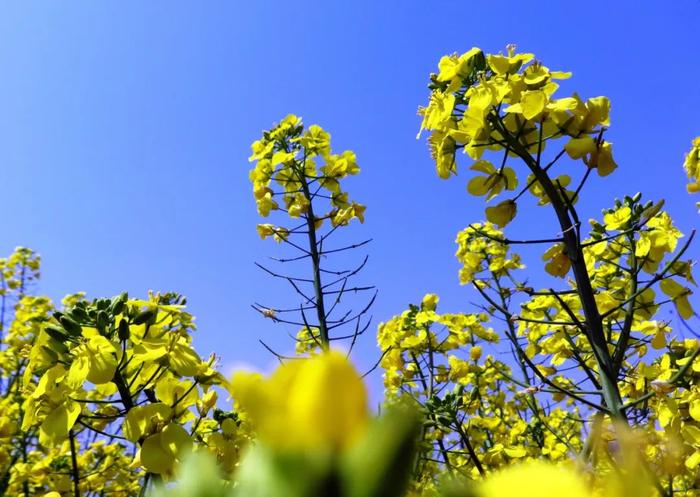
[[478, 462, 590, 497], [230, 351, 368, 451]]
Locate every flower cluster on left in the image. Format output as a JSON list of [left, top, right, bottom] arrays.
[[0, 247, 250, 496]]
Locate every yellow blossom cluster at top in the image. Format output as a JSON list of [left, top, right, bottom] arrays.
[[418, 45, 616, 228], [249, 115, 365, 242], [0, 263, 253, 496]]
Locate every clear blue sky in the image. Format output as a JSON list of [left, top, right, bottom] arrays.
[[1, 1, 698, 395]]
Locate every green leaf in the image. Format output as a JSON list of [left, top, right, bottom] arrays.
[[233, 445, 336, 497], [341, 402, 421, 497]]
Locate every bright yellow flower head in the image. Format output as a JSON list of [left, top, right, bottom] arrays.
[[230, 351, 368, 451], [684, 136, 700, 194], [478, 462, 590, 497], [684, 136, 700, 174]]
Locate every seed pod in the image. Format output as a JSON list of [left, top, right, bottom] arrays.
[[44, 325, 68, 343], [109, 292, 128, 315], [118, 319, 130, 341], [132, 309, 155, 325], [59, 315, 82, 336], [96, 310, 110, 333], [41, 345, 59, 362], [71, 307, 88, 321]]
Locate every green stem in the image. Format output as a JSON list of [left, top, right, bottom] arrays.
[[114, 371, 134, 411], [69, 429, 81, 497], [494, 115, 625, 420], [297, 158, 329, 349], [611, 236, 638, 376]]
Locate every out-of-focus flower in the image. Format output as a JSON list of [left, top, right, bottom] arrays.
[[478, 462, 590, 497], [230, 351, 368, 451]]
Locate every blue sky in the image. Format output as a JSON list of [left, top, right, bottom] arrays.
[[0, 1, 698, 396]]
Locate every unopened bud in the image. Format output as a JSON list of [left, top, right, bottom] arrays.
[[650, 379, 675, 395], [261, 308, 276, 319], [198, 390, 218, 415], [470, 346, 482, 361], [517, 385, 540, 396]]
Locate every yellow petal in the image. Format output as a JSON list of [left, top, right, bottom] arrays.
[[686, 450, 700, 470], [39, 401, 81, 446], [480, 462, 588, 497], [470, 160, 495, 174], [286, 351, 368, 449], [141, 433, 176, 474], [467, 176, 490, 196], [86, 336, 118, 384], [503, 167, 518, 191], [504, 446, 527, 458], [66, 352, 90, 389], [594, 142, 617, 176], [133, 337, 169, 362], [160, 423, 193, 459], [651, 331, 666, 350], [690, 399, 700, 422], [520, 91, 547, 120], [564, 136, 597, 159], [169, 342, 202, 377], [660, 280, 693, 319], [485, 200, 517, 228]]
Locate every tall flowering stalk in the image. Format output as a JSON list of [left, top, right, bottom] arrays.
[[248, 115, 375, 355], [372, 45, 700, 494]]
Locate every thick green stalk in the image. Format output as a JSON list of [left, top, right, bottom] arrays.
[[495, 116, 626, 420], [298, 169, 330, 349], [69, 429, 81, 497]]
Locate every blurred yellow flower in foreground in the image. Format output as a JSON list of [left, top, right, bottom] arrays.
[[230, 351, 368, 451], [478, 462, 590, 497]]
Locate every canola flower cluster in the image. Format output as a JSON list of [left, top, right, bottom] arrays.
[[419, 45, 615, 227], [0, 249, 253, 496], [249, 114, 365, 242], [372, 45, 700, 495]]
